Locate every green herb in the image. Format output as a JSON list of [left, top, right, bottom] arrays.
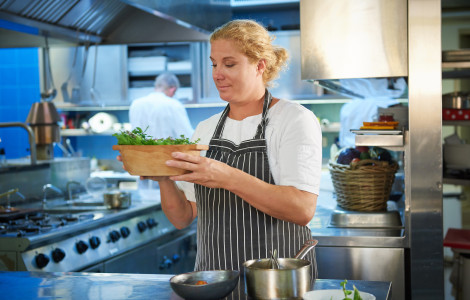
[[113, 126, 200, 145], [340, 280, 363, 300]]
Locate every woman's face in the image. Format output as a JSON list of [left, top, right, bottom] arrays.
[[210, 39, 265, 103]]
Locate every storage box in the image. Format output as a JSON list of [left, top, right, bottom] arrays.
[[128, 56, 167, 75], [167, 61, 192, 72]]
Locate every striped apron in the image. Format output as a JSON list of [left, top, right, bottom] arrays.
[[194, 90, 317, 298]]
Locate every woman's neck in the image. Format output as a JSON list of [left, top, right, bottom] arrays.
[[228, 91, 266, 121]]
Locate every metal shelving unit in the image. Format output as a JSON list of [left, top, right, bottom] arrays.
[[442, 52, 470, 185]]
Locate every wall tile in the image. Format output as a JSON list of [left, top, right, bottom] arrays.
[[0, 48, 39, 159]]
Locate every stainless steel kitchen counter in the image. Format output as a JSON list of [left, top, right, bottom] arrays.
[[310, 171, 407, 248], [0, 271, 392, 300]]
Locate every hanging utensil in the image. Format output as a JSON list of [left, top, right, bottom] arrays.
[[65, 138, 76, 156], [61, 44, 79, 103], [71, 42, 90, 103], [53, 142, 71, 157], [40, 36, 57, 102], [90, 44, 101, 103]]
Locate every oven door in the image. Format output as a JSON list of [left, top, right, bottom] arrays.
[[100, 228, 196, 274]]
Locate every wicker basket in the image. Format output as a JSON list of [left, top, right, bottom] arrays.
[[329, 159, 399, 211]]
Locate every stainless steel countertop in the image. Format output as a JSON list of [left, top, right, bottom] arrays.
[[0, 271, 392, 300], [309, 171, 407, 248]]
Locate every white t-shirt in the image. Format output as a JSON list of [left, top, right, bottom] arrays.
[[178, 98, 322, 202], [129, 91, 194, 139]]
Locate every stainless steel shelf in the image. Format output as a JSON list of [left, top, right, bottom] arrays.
[[129, 69, 191, 77], [442, 61, 470, 69], [55, 98, 357, 111], [443, 120, 470, 126], [55, 105, 130, 112], [443, 177, 470, 186], [352, 130, 405, 150], [61, 129, 115, 136]]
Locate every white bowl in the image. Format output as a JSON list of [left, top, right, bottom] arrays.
[[303, 289, 376, 300]]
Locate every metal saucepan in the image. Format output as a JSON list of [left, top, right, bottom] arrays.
[[243, 239, 318, 299], [103, 191, 131, 209], [442, 91, 470, 109]]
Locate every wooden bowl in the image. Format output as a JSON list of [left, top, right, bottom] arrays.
[[112, 144, 209, 176]]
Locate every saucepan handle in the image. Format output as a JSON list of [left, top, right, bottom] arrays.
[[294, 239, 319, 260]]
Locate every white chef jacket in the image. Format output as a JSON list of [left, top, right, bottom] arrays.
[[129, 91, 194, 139], [178, 98, 322, 202]]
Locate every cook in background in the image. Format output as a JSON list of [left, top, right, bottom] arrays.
[[127, 19, 322, 298], [129, 72, 194, 190]]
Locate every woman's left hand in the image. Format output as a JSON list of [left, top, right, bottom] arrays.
[[166, 151, 233, 189]]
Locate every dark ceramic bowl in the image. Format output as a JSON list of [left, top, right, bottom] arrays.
[[169, 270, 240, 300]]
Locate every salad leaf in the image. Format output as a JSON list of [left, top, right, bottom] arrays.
[[340, 280, 363, 300], [113, 126, 200, 145]]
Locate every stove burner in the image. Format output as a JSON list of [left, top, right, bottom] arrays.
[[27, 213, 50, 222]]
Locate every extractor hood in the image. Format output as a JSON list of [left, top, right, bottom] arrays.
[[299, 0, 408, 99], [0, 0, 231, 48]]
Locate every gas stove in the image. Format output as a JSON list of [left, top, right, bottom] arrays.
[[0, 203, 179, 272], [0, 211, 96, 237]]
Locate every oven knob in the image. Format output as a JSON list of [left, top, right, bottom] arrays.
[[109, 230, 121, 242], [51, 248, 66, 263], [172, 254, 180, 263], [76, 240, 89, 254], [146, 218, 158, 229], [89, 236, 101, 249], [159, 256, 172, 270], [137, 221, 148, 233], [35, 253, 50, 269], [120, 226, 131, 238]]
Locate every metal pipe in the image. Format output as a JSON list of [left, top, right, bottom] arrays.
[[0, 122, 37, 165]]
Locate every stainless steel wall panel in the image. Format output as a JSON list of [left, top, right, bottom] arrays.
[[407, 0, 443, 299], [316, 247, 405, 300]]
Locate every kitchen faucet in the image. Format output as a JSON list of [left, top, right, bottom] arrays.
[[0, 122, 37, 165], [66, 181, 82, 201], [42, 184, 63, 210]]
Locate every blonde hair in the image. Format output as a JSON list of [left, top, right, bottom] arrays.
[[210, 19, 289, 87]]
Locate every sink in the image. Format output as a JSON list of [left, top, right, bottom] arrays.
[[43, 199, 108, 213]]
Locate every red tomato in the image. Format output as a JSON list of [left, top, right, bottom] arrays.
[[351, 158, 361, 164]]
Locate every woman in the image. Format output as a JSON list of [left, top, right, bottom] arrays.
[[123, 19, 322, 297]]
